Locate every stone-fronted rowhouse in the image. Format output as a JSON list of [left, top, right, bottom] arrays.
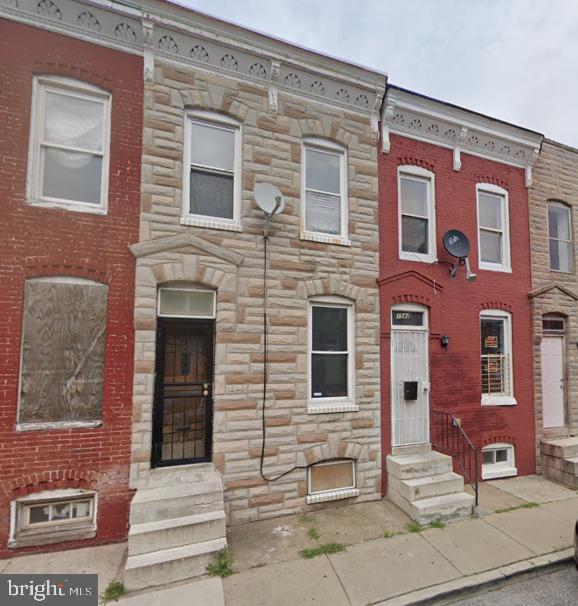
[[528, 139, 578, 486], [0, 6, 142, 556], [378, 86, 543, 523], [123, 1, 386, 589]]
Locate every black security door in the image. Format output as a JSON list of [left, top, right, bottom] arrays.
[[152, 319, 214, 467]]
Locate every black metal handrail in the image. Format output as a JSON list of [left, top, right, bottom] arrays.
[[430, 410, 479, 507]]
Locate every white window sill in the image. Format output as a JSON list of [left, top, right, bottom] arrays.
[[482, 465, 517, 480], [308, 402, 359, 414], [9, 526, 96, 549], [479, 263, 512, 274], [180, 216, 242, 232], [27, 198, 107, 215], [399, 252, 437, 264], [16, 421, 102, 432], [306, 487, 359, 504], [300, 231, 351, 247], [481, 395, 517, 406]]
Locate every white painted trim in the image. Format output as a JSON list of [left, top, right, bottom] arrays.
[[27, 76, 111, 214], [397, 166, 437, 264], [481, 443, 517, 480], [480, 310, 515, 403], [16, 421, 103, 432], [301, 138, 349, 242], [307, 297, 355, 412], [182, 110, 242, 228], [476, 184, 511, 273], [306, 488, 359, 504], [308, 403, 359, 414]]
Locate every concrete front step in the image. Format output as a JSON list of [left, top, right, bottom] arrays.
[[129, 479, 224, 525], [389, 488, 474, 525], [128, 510, 226, 556], [542, 453, 578, 476], [386, 450, 452, 480], [541, 437, 578, 460], [124, 537, 226, 591], [388, 471, 464, 502]]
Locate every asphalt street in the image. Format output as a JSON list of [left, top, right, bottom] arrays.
[[444, 564, 578, 606]]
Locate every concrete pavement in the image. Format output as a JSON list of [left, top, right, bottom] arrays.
[[1, 476, 576, 605]]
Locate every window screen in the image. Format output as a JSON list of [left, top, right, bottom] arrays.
[[311, 305, 349, 398], [548, 203, 573, 272]]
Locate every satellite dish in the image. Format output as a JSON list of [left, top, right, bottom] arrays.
[[442, 229, 477, 282], [443, 229, 470, 259], [254, 183, 285, 216]]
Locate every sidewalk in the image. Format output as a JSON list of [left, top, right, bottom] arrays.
[[1, 476, 576, 605], [224, 476, 578, 606]]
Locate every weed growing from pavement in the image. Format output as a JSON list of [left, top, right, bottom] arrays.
[[383, 530, 395, 538], [300, 543, 346, 559], [307, 527, 320, 541], [429, 519, 446, 529], [405, 521, 424, 533], [495, 502, 539, 514], [298, 514, 314, 524], [206, 547, 234, 577], [101, 581, 126, 602]]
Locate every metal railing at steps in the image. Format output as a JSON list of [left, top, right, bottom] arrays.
[[430, 410, 479, 507]]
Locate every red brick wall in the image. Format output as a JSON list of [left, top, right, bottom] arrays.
[[378, 134, 536, 493], [0, 20, 142, 557]]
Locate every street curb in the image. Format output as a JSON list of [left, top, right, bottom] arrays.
[[373, 548, 574, 606]]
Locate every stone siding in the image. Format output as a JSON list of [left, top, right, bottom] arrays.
[[131, 62, 382, 524], [529, 139, 578, 469]]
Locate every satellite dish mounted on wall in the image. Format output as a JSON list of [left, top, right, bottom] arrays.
[[442, 229, 477, 282], [254, 183, 285, 238]]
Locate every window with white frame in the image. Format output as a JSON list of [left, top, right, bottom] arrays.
[[11, 490, 97, 547], [480, 310, 515, 405], [481, 443, 517, 479], [182, 111, 241, 228], [548, 201, 573, 273], [309, 298, 354, 409], [398, 166, 436, 262], [477, 185, 510, 271], [27, 77, 111, 212], [307, 459, 358, 504], [302, 139, 348, 241], [157, 286, 216, 319]]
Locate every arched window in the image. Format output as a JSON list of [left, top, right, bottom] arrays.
[[548, 201, 573, 273], [482, 443, 516, 479]]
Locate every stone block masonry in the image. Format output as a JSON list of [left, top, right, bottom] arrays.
[[131, 56, 384, 524]]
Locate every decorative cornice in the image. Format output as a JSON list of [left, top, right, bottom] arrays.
[[130, 233, 244, 266], [1, 0, 386, 116], [381, 87, 543, 187]]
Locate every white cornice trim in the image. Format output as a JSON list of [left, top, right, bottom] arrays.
[[381, 88, 543, 187]]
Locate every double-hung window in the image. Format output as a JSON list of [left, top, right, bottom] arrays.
[[480, 310, 515, 406], [398, 166, 436, 262], [548, 201, 573, 273], [308, 298, 355, 412], [477, 185, 511, 272], [182, 111, 241, 230], [302, 139, 348, 243], [28, 77, 111, 212]]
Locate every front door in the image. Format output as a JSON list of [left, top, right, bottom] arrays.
[[391, 306, 430, 447], [152, 319, 214, 467], [541, 336, 565, 429]]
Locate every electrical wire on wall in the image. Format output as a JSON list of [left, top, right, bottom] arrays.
[[259, 229, 307, 482]]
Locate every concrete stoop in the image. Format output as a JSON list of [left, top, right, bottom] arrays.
[[541, 437, 578, 489], [124, 466, 227, 591], [387, 450, 475, 525]]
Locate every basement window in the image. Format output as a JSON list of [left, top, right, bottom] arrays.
[[10, 490, 97, 548], [481, 443, 517, 480], [306, 459, 359, 504]]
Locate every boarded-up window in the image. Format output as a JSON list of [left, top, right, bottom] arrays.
[[19, 278, 107, 423], [309, 460, 355, 494]]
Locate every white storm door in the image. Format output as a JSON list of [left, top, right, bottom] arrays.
[[392, 329, 429, 446], [541, 336, 565, 429]]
